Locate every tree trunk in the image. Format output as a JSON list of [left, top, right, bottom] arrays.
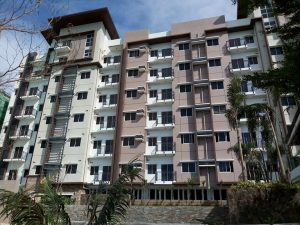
[[236, 118, 247, 181]]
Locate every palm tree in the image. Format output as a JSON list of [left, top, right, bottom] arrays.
[[226, 75, 247, 181], [0, 178, 71, 225]]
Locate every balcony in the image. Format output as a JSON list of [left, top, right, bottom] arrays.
[[94, 102, 117, 112], [102, 56, 121, 71], [19, 89, 42, 100], [14, 108, 37, 120], [54, 42, 71, 54], [147, 92, 175, 106], [147, 72, 174, 84], [91, 124, 115, 134], [146, 116, 175, 130], [2, 151, 27, 162], [148, 49, 173, 64], [9, 126, 32, 140], [88, 148, 113, 158], [226, 38, 257, 52], [97, 80, 119, 90], [148, 171, 176, 184], [229, 59, 262, 74], [145, 143, 176, 156]]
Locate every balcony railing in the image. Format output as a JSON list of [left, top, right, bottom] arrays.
[[226, 38, 256, 50], [2, 151, 27, 161], [155, 91, 175, 102], [154, 171, 176, 182], [151, 143, 176, 154], [228, 60, 261, 73], [9, 126, 33, 139], [14, 107, 37, 118], [19, 89, 42, 99]]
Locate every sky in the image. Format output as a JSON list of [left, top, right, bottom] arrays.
[[0, 0, 237, 92]]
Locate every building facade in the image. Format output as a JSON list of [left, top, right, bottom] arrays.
[[0, 5, 293, 201]]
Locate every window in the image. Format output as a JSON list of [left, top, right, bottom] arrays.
[[264, 21, 277, 29], [281, 96, 296, 106], [107, 116, 116, 128], [86, 33, 94, 47], [150, 50, 158, 57], [25, 106, 33, 115], [102, 166, 111, 181], [179, 43, 189, 50], [149, 112, 157, 121], [148, 137, 157, 146], [181, 134, 194, 144], [43, 85, 48, 92], [261, 6, 274, 18], [109, 94, 118, 105], [74, 114, 84, 122], [99, 95, 107, 104], [101, 75, 109, 83], [209, 59, 221, 67], [231, 58, 245, 69], [180, 108, 193, 117], [23, 169, 29, 177], [149, 90, 157, 98], [104, 57, 111, 64], [84, 49, 92, 58], [96, 117, 104, 125], [248, 56, 258, 65], [105, 140, 113, 154], [70, 138, 81, 147], [50, 96, 56, 103], [215, 132, 230, 142], [13, 147, 23, 159], [179, 63, 190, 71], [41, 140, 47, 148], [219, 161, 234, 172], [245, 36, 254, 44], [125, 112, 136, 121], [150, 69, 158, 77], [55, 76, 60, 82], [129, 50, 139, 57], [270, 46, 283, 55], [207, 39, 219, 46], [20, 125, 29, 136], [46, 116, 52, 124], [114, 55, 121, 63], [228, 38, 241, 47], [81, 72, 90, 79], [35, 166, 42, 175], [161, 111, 173, 124], [93, 140, 102, 149], [213, 105, 226, 114], [161, 137, 173, 151], [66, 164, 77, 174], [123, 137, 135, 146], [242, 132, 251, 144], [77, 92, 87, 100], [34, 124, 39, 132], [126, 90, 137, 98], [8, 170, 17, 180], [182, 162, 196, 172], [162, 48, 172, 57], [162, 67, 172, 77], [128, 69, 139, 77], [29, 146, 34, 154], [180, 84, 192, 93], [148, 164, 157, 174], [62, 40, 71, 47], [211, 81, 224, 89], [90, 166, 99, 175], [161, 89, 172, 100], [112, 74, 119, 83]]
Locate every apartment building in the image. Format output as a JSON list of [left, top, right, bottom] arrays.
[[0, 6, 289, 201]]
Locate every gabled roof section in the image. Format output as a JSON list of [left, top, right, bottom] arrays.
[[41, 7, 119, 44]]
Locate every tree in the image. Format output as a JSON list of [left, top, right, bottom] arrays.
[[232, 0, 300, 99], [226, 75, 247, 181]]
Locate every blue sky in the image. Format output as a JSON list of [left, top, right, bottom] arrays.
[[37, 0, 237, 37]]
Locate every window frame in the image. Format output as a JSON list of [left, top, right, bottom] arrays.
[[77, 92, 88, 100], [65, 164, 77, 174], [181, 134, 195, 144], [123, 137, 135, 146], [182, 162, 196, 173], [70, 138, 81, 147], [74, 114, 84, 122]]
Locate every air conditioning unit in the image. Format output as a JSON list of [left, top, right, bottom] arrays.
[[137, 86, 145, 94], [138, 65, 146, 72], [135, 135, 144, 141], [139, 46, 147, 53], [136, 109, 145, 116]]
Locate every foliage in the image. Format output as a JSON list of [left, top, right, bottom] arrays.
[[232, 181, 300, 189], [233, 0, 300, 100], [0, 179, 71, 225]]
